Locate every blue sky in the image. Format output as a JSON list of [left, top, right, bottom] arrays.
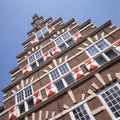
[[0, 0, 119, 105]]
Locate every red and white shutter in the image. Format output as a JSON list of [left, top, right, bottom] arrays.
[[22, 65, 32, 75], [33, 91, 42, 105], [48, 26, 55, 33], [113, 39, 120, 52], [9, 106, 17, 120], [30, 37, 39, 45], [72, 67, 84, 80], [45, 83, 57, 97], [73, 32, 82, 42], [44, 51, 51, 61], [85, 58, 98, 71], [51, 46, 61, 56]]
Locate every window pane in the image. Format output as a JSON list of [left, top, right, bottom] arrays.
[[87, 45, 99, 56], [96, 39, 109, 50], [67, 39, 74, 46], [101, 84, 120, 119], [105, 49, 117, 59], [27, 98, 34, 109], [38, 58, 44, 65], [72, 104, 91, 120], [29, 55, 35, 63], [35, 50, 42, 59], [24, 86, 32, 98], [31, 63, 37, 70], [55, 80, 65, 91], [64, 74, 75, 85], [51, 69, 60, 81], [36, 30, 42, 38], [62, 32, 71, 41], [59, 44, 67, 51], [95, 55, 107, 66], [19, 103, 25, 114], [59, 63, 69, 75], [17, 91, 24, 103], [41, 26, 48, 34], [55, 37, 63, 45]]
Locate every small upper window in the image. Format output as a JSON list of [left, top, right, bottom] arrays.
[[28, 50, 44, 70], [35, 26, 49, 39], [49, 63, 75, 91], [54, 32, 75, 51]]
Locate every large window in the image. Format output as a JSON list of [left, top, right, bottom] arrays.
[[86, 39, 118, 66], [16, 85, 34, 115], [54, 32, 75, 51], [28, 50, 44, 70], [35, 26, 49, 39], [99, 82, 120, 120], [69, 102, 95, 120], [49, 63, 75, 91]]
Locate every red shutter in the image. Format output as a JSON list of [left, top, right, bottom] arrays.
[[33, 91, 42, 105], [48, 26, 55, 33], [9, 106, 17, 120], [44, 51, 51, 61], [72, 67, 84, 80], [51, 46, 61, 56], [30, 38, 39, 45], [45, 83, 57, 97], [73, 32, 82, 42], [22, 65, 32, 75], [85, 58, 98, 71]]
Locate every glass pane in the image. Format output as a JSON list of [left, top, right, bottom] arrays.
[[59, 44, 67, 51], [51, 69, 60, 81], [24, 86, 32, 98], [17, 91, 24, 103], [101, 84, 120, 119], [95, 55, 107, 66], [59, 63, 69, 75], [29, 55, 35, 63], [55, 80, 65, 91], [55, 37, 63, 45], [64, 74, 75, 85], [67, 39, 74, 46], [35, 50, 42, 59], [31, 63, 37, 70], [27, 98, 34, 109], [72, 104, 91, 120], [36, 30, 42, 38], [62, 32, 71, 41], [105, 49, 117, 59], [87, 45, 99, 56], [96, 39, 109, 50], [38, 58, 44, 65], [41, 26, 48, 34], [19, 103, 25, 114]]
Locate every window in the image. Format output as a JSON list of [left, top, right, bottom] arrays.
[[35, 26, 49, 39], [54, 32, 75, 51], [16, 85, 34, 115], [28, 50, 44, 70], [86, 39, 118, 66], [70, 103, 95, 120], [99, 83, 120, 120], [49, 63, 75, 91]]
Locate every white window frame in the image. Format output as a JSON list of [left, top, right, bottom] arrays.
[[15, 85, 34, 116], [28, 49, 44, 69], [85, 39, 119, 66], [35, 26, 49, 39], [54, 32, 75, 51], [49, 63, 75, 91], [69, 102, 95, 120], [98, 82, 120, 120]]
